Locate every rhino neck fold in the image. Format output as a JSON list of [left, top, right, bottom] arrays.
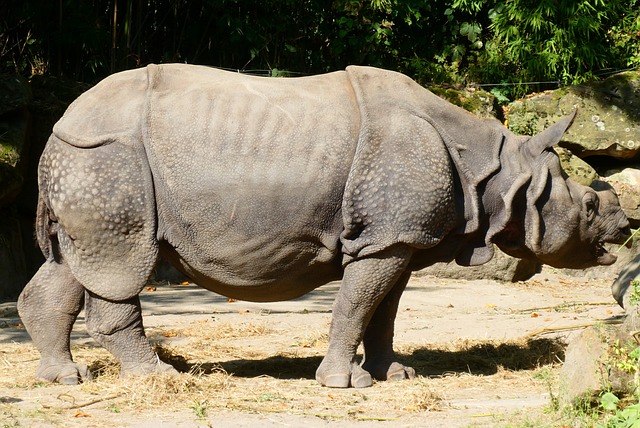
[[483, 139, 541, 262]]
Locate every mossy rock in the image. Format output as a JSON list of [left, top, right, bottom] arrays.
[[560, 324, 639, 407], [415, 245, 539, 282], [554, 146, 598, 186], [430, 87, 499, 119], [507, 71, 640, 160]]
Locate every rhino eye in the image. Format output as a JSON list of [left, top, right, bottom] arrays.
[[583, 193, 598, 222]]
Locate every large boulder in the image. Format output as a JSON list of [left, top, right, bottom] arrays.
[[601, 167, 640, 227], [561, 251, 640, 406], [559, 324, 638, 406], [554, 146, 599, 186], [507, 70, 640, 160], [430, 87, 500, 120], [415, 246, 539, 282]]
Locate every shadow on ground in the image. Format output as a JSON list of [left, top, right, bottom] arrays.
[[122, 338, 565, 381]]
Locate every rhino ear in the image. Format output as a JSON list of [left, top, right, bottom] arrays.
[[527, 110, 577, 156]]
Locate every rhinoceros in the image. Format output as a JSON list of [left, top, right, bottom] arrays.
[[18, 64, 631, 388]]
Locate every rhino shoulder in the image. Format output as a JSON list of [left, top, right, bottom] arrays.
[[342, 66, 507, 266]]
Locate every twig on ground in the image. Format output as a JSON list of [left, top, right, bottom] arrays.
[[47, 393, 124, 410], [526, 319, 623, 338]]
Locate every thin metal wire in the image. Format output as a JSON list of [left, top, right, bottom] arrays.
[[204, 64, 639, 84]]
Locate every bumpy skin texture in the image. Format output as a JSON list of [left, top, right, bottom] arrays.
[[19, 65, 631, 387]]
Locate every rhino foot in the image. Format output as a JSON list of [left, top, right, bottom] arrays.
[[36, 360, 93, 385], [316, 361, 372, 388], [385, 362, 416, 381], [362, 360, 416, 382], [120, 356, 178, 378]]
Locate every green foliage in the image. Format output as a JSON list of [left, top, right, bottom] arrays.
[[0, 0, 638, 94], [596, 393, 640, 428], [611, 339, 640, 375], [630, 279, 640, 307], [608, 0, 640, 68], [191, 399, 208, 419], [488, 0, 614, 84]]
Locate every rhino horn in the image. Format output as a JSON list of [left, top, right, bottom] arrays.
[[527, 110, 577, 156]]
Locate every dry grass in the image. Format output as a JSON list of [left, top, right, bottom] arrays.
[[398, 337, 565, 377], [0, 314, 568, 426], [153, 320, 275, 342], [1, 335, 564, 425], [0, 342, 42, 389], [409, 378, 449, 412]]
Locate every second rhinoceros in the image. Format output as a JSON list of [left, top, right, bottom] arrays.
[[18, 64, 631, 388]]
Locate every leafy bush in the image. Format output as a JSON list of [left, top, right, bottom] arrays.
[[0, 0, 638, 94]]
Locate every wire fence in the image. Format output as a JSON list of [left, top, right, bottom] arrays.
[[210, 64, 640, 88]]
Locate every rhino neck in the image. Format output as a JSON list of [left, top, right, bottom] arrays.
[[414, 111, 505, 267], [483, 137, 538, 261]]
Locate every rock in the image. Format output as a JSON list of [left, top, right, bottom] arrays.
[[559, 324, 638, 406], [612, 251, 640, 313], [554, 146, 599, 186], [415, 246, 539, 282], [601, 167, 640, 227], [507, 70, 640, 160], [562, 251, 640, 406], [430, 87, 500, 120], [559, 327, 609, 406]]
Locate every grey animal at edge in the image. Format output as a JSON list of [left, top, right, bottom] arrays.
[[18, 64, 631, 388]]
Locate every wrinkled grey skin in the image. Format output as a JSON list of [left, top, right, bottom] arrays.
[[18, 65, 631, 388]]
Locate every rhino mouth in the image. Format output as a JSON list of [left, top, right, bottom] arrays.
[[595, 242, 617, 266], [596, 233, 633, 266]]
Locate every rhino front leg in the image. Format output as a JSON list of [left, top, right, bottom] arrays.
[[17, 260, 92, 384], [85, 291, 176, 377], [361, 271, 416, 381], [316, 245, 413, 388]]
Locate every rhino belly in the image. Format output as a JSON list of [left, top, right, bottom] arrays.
[[156, 183, 347, 301], [145, 65, 359, 300]]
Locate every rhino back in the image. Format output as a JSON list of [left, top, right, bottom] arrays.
[[144, 65, 360, 292]]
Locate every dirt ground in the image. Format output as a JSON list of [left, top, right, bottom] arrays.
[[0, 269, 626, 427]]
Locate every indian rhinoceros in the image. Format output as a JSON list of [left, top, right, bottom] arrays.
[[18, 64, 631, 388]]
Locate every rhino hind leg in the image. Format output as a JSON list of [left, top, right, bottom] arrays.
[[40, 136, 159, 302], [85, 290, 177, 377], [315, 246, 413, 388], [17, 260, 91, 384], [361, 271, 416, 381]]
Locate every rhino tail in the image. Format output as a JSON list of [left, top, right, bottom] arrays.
[[35, 193, 54, 261]]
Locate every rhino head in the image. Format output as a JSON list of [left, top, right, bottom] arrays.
[[488, 112, 631, 269]]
